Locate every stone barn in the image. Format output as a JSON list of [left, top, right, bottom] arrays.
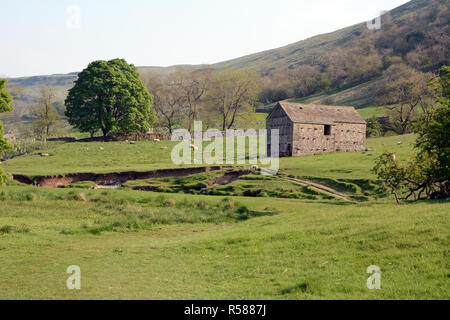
[[266, 102, 366, 157]]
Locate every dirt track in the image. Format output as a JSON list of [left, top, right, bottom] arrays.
[[287, 178, 355, 202]]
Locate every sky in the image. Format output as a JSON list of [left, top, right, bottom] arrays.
[[1, 0, 410, 78]]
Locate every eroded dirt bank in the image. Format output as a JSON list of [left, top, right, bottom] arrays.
[[13, 166, 225, 188]]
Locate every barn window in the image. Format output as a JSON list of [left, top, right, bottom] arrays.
[[324, 125, 331, 136]]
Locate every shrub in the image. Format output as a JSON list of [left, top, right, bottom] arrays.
[[0, 225, 12, 234]]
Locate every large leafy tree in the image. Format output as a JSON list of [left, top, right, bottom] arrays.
[[65, 59, 156, 138], [0, 78, 14, 184], [373, 66, 449, 202]]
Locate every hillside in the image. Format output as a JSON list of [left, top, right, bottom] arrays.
[[3, 0, 448, 128], [8, 0, 435, 85], [1, 134, 448, 299], [212, 0, 433, 73]]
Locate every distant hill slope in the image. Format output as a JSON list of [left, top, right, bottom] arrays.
[[212, 0, 432, 74], [4, 0, 446, 117], [7, 0, 433, 84]]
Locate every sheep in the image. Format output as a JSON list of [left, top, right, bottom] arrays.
[[154, 138, 160, 142]]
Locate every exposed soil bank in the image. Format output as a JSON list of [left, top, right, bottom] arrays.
[[13, 166, 225, 188]]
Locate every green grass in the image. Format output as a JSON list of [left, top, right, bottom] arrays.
[[3, 140, 192, 176], [279, 134, 416, 180], [0, 133, 448, 299], [123, 171, 337, 200], [123, 171, 224, 189], [203, 174, 335, 200], [4, 134, 417, 178], [0, 186, 448, 299], [3, 136, 265, 176], [356, 106, 388, 119]]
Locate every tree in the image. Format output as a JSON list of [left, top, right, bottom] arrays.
[[412, 66, 449, 193], [373, 66, 449, 202], [65, 58, 156, 139], [32, 86, 59, 138], [141, 71, 185, 134], [288, 65, 323, 97], [375, 64, 436, 134], [0, 78, 13, 184], [206, 68, 260, 130], [366, 116, 382, 137], [170, 67, 211, 132]]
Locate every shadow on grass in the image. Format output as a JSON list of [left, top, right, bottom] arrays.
[[279, 281, 315, 295], [231, 209, 279, 222]]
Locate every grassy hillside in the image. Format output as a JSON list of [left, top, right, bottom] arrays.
[[3, 134, 416, 177], [0, 178, 448, 299], [212, 0, 433, 74], [291, 78, 383, 107], [0, 132, 448, 299]]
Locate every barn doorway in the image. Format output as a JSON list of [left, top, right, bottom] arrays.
[[324, 125, 331, 136]]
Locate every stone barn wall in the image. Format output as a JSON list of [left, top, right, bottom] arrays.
[[291, 123, 336, 156], [333, 123, 366, 153], [291, 122, 366, 156]]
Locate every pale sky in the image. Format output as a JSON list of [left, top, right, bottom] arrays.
[[1, 0, 410, 78]]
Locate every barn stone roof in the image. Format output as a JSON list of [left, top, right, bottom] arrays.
[[271, 101, 366, 125]]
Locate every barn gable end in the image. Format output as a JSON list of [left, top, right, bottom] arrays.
[[266, 104, 294, 156]]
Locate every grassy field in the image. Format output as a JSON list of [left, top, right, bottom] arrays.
[[3, 133, 416, 178], [0, 133, 448, 299], [0, 187, 448, 299], [280, 134, 416, 180], [356, 106, 388, 119]]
